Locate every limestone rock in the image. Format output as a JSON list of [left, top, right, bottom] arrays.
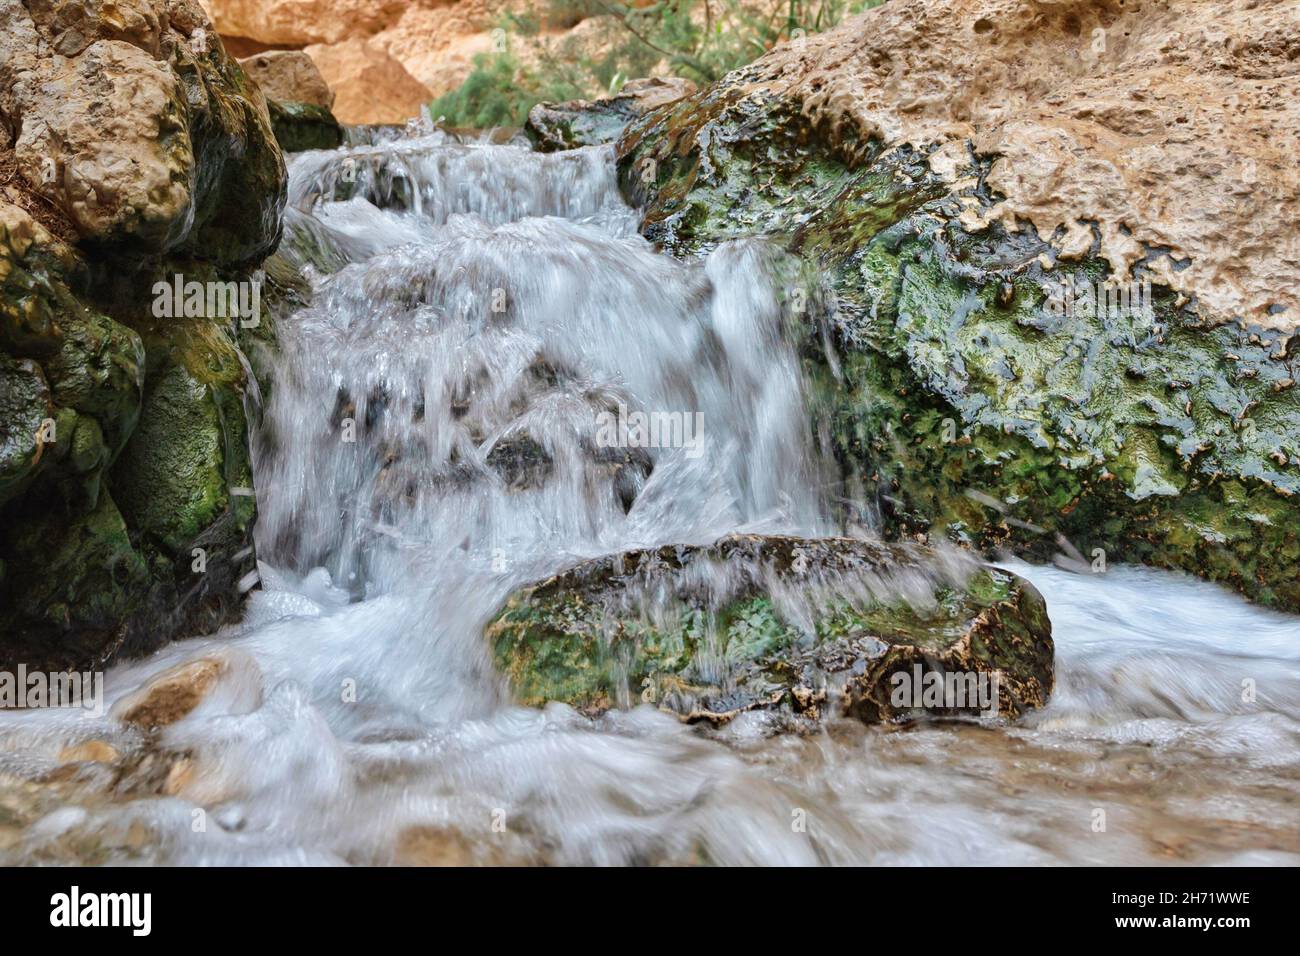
[[238, 49, 335, 108], [0, 2, 283, 668], [199, 0, 408, 46], [617, 1, 1300, 610], [0, 0, 286, 266]]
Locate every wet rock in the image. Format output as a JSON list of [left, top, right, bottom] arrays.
[[526, 77, 696, 152], [240, 51, 344, 153], [267, 100, 345, 153], [58, 741, 121, 765], [0, 354, 50, 506], [0, 489, 151, 666], [111, 657, 228, 730], [617, 2, 1300, 610], [487, 534, 1053, 726], [0, 2, 284, 667]]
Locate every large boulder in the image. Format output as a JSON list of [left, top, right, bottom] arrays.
[[238, 49, 335, 108], [616, 0, 1300, 610], [488, 535, 1054, 726], [0, 0, 285, 267], [0, 1, 285, 668]]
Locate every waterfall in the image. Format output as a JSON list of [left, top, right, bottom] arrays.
[[0, 129, 1296, 866]]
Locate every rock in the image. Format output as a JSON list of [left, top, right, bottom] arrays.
[[304, 37, 433, 125], [267, 100, 345, 153], [617, 0, 1300, 610], [58, 741, 121, 765], [0, 354, 50, 506], [487, 534, 1054, 726], [238, 49, 335, 108], [199, 0, 408, 46], [111, 657, 228, 729], [0, 2, 284, 668], [0, 488, 151, 666], [239, 50, 344, 152], [526, 77, 697, 152], [0, 0, 286, 267]]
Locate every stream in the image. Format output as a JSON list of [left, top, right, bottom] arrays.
[[1, 130, 1297, 866]]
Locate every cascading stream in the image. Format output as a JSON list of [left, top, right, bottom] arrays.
[[0, 130, 1296, 865]]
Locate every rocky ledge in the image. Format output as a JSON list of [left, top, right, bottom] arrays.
[[597, 0, 1300, 610], [487, 534, 1053, 726]]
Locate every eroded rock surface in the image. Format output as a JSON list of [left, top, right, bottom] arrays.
[[705, 0, 1300, 329], [488, 534, 1054, 726], [617, 0, 1300, 609], [0, 0, 284, 265]]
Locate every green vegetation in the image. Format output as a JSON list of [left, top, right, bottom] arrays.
[[429, 0, 885, 128]]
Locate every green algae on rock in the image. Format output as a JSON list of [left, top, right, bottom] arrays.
[[488, 534, 1053, 726], [0, 0, 286, 668], [526, 77, 696, 153], [613, 62, 1300, 610]]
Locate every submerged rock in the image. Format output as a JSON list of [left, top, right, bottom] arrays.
[[488, 534, 1053, 726], [615, 0, 1300, 609]]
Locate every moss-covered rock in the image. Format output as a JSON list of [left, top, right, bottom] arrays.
[[0, 2, 285, 667], [616, 77, 1300, 610], [526, 78, 696, 152], [488, 534, 1053, 726], [0, 488, 150, 667], [267, 100, 345, 153], [0, 354, 50, 507]]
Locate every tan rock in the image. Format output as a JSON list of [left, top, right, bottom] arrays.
[[744, 0, 1300, 329], [10, 38, 192, 248], [57, 740, 121, 765], [305, 36, 433, 124], [197, 0, 408, 46], [240, 49, 336, 108], [371, 4, 499, 97], [111, 657, 228, 729], [0, 0, 284, 260]]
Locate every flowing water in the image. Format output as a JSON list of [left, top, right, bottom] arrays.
[[1, 130, 1298, 866]]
